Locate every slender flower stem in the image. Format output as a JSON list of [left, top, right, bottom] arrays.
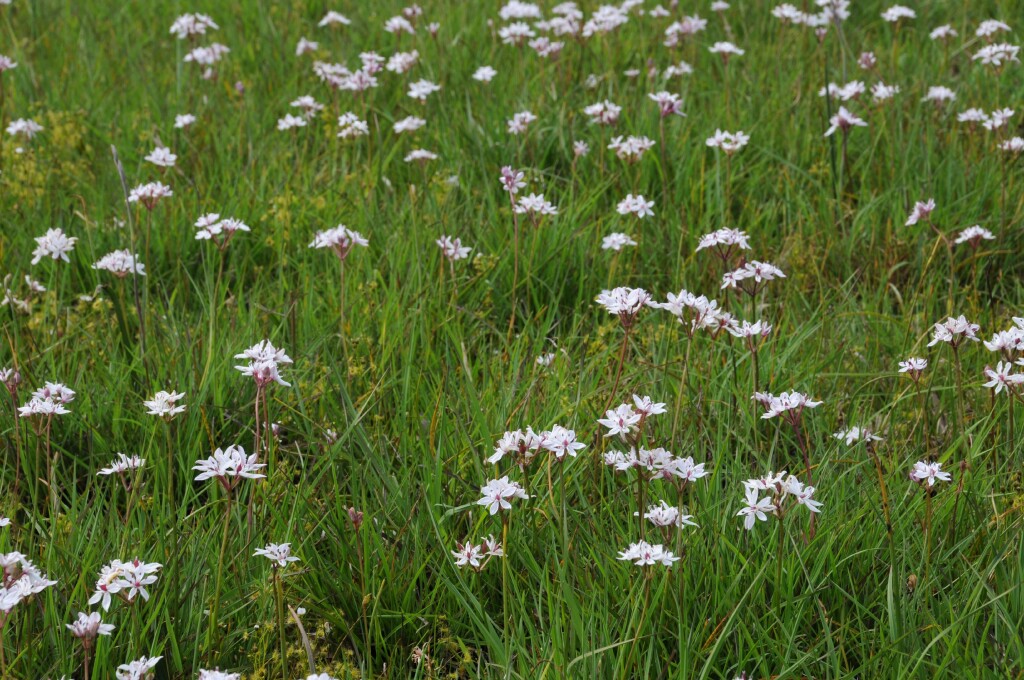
[[275, 570, 287, 679], [607, 327, 631, 410], [206, 490, 233, 660]]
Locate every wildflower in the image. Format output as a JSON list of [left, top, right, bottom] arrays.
[[616, 194, 655, 219], [648, 91, 685, 117], [608, 135, 655, 163], [407, 79, 440, 102], [976, 19, 1010, 40], [277, 114, 307, 131], [983, 361, 1024, 394], [824, 106, 867, 136], [473, 65, 497, 82], [393, 116, 426, 133], [573, 140, 590, 157], [819, 81, 865, 101], [596, 287, 652, 328], [858, 51, 877, 69], [93, 250, 146, 278], [736, 487, 776, 529], [954, 225, 995, 248], [601, 232, 637, 251], [295, 37, 319, 56], [309, 226, 369, 260], [639, 500, 698, 529], [973, 43, 1020, 67], [499, 22, 535, 45], [143, 146, 176, 168], [709, 41, 744, 61], [898, 357, 928, 379], [193, 445, 266, 490], [923, 86, 956, 105], [6, 118, 43, 139], [507, 110, 537, 135], [143, 390, 185, 419], [198, 672, 240, 680], [833, 426, 883, 446], [697, 227, 751, 257], [543, 425, 586, 460], [404, 148, 438, 163], [705, 129, 750, 154], [617, 541, 680, 566], [451, 541, 484, 568], [984, 108, 1015, 131], [582, 100, 621, 126], [67, 611, 115, 642], [116, 656, 162, 680], [337, 112, 369, 139], [31, 228, 78, 265], [0, 54, 16, 72], [1000, 137, 1024, 153], [758, 391, 822, 421], [514, 193, 557, 216], [910, 461, 951, 487], [597, 403, 643, 439], [169, 13, 218, 39], [930, 24, 957, 40], [254, 543, 301, 568], [477, 476, 528, 514], [905, 199, 935, 226], [319, 11, 351, 27], [174, 114, 196, 129], [927, 316, 980, 347], [881, 5, 915, 23], [97, 453, 145, 477], [436, 235, 472, 261], [128, 182, 173, 209]]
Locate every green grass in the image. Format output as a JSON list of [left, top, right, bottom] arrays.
[[1, 0, 1024, 678]]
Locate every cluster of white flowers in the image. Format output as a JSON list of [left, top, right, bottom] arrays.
[[88, 558, 162, 611]]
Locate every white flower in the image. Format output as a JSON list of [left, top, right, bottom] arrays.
[[254, 543, 301, 568], [954, 225, 995, 246], [910, 461, 951, 487], [97, 453, 145, 477], [616, 194, 655, 219], [127, 182, 173, 209], [927, 316, 980, 347], [31, 228, 78, 265], [193, 445, 266, 487], [473, 66, 497, 82], [973, 43, 1020, 67], [6, 118, 43, 139], [408, 79, 441, 102], [93, 250, 146, 278], [709, 41, 744, 58], [976, 19, 1010, 39], [277, 114, 308, 131], [404, 149, 438, 163], [507, 110, 537, 135], [309, 226, 369, 260], [319, 11, 351, 27], [737, 487, 775, 529], [337, 112, 369, 139], [476, 476, 528, 514], [295, 37, 319, 57], [824, 106, 867, 136], [436, 235, 472, 261], [923, 86, 956, 104], [67, 611, 115, 640], [880, 5, 915, 22], [143, 390, 185, 418], [174, 114, 196, 129], [601, 232, 637, 251], [144, 146, 176, 168], [116, 656, 162, 680], [705, 129, 749, 154], [983, 361, 1024, 394], [617, 541, 680, 566], [169, 13, 218, 39]]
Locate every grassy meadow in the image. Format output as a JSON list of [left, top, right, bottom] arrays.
[[1, 0, 1024, 678]]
